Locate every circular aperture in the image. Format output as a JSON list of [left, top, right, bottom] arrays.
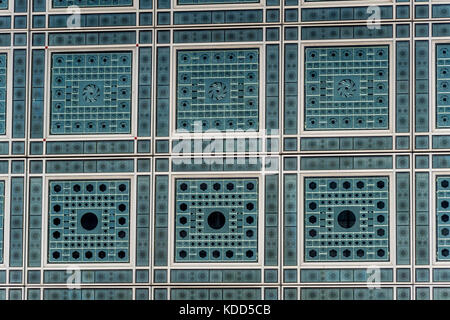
[[80, 212, 98, 231], [337, 210, 356, 229], [207, 211, 226, 230]]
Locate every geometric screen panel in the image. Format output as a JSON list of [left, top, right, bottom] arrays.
[[304, 46, 389, 131], [48, 180, 130, 263], [436, 176, 450, 260], [176, 49, 259, 132], [436, 44, 450, 128], [50, 52, 132, 135], [304, 176, 390, 262], [175, 178, 258, 262]]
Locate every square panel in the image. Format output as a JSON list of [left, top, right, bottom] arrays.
[[304, 45, 389, 131], [304, 176, 390, 262], [28, 160, 151, 290], [174, 177, 258, 262], [50, 52, 133, 135], [153, 158, 278, 288], [47, 179, 131, 263], [176, 48, 259, 132], [30, 42, 150, 157], [436, 176, 450, 260], [156, 30, 278, 156], [436, 44, 450, 129]]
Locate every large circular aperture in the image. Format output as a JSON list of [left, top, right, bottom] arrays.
[[337, 210, 356, 229], [207, 211, 226, 230], [80, 212, 98, 231]]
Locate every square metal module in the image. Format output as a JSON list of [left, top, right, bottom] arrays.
[[50, 52, 133, 135], [29, 32, 150, 158], [436, 176, 450, 260], [304, 176, 390, 262], [436, 44, 450, 129], [304, 46, 389, 131], [47, 179, 131, 263], [176, 49, 259, 132], [174, 177, 258, 262]]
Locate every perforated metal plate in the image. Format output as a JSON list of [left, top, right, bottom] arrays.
[[48, 179, 130, 263], [304, 176, 390, 262], [176, 49, 259, 132], [436, 176, 450, 260], [174, 178, 258, 262], [304, 46, 389, 131], [436, 44, 450, 128], [50, 52, 132, 135]]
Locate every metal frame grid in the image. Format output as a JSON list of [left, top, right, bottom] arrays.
[[0, 0, 447, 301]]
